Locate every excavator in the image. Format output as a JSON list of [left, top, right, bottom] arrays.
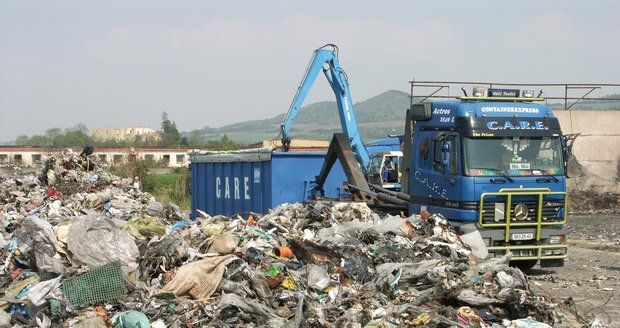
[[279, 44, 403, 196]]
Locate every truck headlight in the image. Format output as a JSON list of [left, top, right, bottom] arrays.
[[552, 249, 565, 255], [549, 235, 565, 244]]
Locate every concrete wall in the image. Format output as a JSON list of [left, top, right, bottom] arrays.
[[553, 110, 620, 191]]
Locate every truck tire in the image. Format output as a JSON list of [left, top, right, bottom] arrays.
[[510, 260, 537, 272]]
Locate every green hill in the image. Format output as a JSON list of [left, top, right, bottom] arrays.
[[191, 90, 410, 144], [189, 90, 620, 145]]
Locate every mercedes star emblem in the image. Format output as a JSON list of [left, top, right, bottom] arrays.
[[514, 204, 529, 220]]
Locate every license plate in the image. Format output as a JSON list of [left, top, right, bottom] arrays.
[[511, 232, 534, 241], [510, 163, 531, 170]]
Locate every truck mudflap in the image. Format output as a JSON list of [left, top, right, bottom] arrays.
[[478, 188, 568, 261]]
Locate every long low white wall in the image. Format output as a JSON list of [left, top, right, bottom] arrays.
[[0, 148, 191, 168]]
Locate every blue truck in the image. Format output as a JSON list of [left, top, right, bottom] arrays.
[[313, 85, 568, 270], [403, 86, 568, 269]]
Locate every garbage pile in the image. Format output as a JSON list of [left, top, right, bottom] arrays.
[[0, 151, 563, 327]]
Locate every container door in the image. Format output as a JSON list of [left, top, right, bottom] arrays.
[[191, 160, 271, 217]]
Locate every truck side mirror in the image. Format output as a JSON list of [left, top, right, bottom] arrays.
[[410, 103, 432, 121]]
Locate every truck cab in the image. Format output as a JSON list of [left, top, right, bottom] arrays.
[[408, 88, 568, 268]]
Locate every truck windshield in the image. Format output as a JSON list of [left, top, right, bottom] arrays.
[[464, 136, 564, 177]]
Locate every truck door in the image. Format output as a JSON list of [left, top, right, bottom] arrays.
[[428, 132, 462, 217]]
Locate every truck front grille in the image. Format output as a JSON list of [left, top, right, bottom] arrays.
[[481, 200, 564, 223]]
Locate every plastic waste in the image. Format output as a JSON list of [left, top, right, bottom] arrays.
[[27, 276, 62, 306], [122, 216, 166, 240], [67, 214, 140, 272], [0, 309, 10, 328], [508, 318, 553, 328], [0, 151, 569, 326], [75, 317, 107, 328], [307, 264, 334, 291], [111, 311, 151, 328], [457, 289, 500, 306], [458, 223, 489, 259], [207, 233, 239, 254], [146, 201, 164, 217]]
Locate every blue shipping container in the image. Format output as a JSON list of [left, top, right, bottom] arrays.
[[190, 149, 347, 216]]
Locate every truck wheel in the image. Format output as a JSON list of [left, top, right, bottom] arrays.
[[510, 260, 537, 272]]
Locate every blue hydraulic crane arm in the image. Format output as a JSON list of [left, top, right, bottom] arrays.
[[280, 44, 371, 169]]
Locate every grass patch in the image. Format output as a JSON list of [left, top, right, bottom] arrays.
[[143, 169, 190, 210], [109, 157, 190, 210]]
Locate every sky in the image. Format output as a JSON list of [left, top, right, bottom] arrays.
[[1, 0, 619, 142]]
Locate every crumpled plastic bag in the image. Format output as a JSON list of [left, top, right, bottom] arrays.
[[457, 289, 500, 306], [317, 219, 374, 239], [307, 264, 334, 291], [329, 202, 378, 222], [458, 223, 489, 259], [122, 216, 166, 240], [0, 309, 10, 328], [368, 215, 413, 236], [201, 223, 227, 236], [146, 201, 164, 217], [27, 276, 62, 306], [207, 233, 239, 254], [216, 293, 286, 328], [318, 215, 413, 240], [497, 271, 520, 289], [111, 311, 150, 328], [67, 215, 139, 272], [373, 260, 441, 291], [508, 318, 552, 328], [21, 216, 67, 274], [150, 320, 166, 328]]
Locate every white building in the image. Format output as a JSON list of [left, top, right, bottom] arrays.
[[0, 146, 191, 168]]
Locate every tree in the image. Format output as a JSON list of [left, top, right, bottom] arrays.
[[45, 128, 63, 146], [180, 137, 189, 147], [205, 135, 239, 151], [12, 124, 92, 147], [187, 130, 205, 147], [160, 112, 182, 146], [15, 135, 31, 145]]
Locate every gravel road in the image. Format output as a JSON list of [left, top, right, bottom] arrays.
[[528, 214, 620, 327]]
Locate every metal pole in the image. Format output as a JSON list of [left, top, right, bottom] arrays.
[[564, 85, 568, 110]]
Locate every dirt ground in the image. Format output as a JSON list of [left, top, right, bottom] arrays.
[[527, 214, 620, 327]]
